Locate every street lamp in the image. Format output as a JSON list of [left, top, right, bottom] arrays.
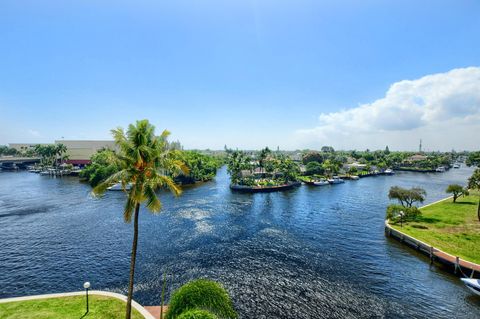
[[83, 282, 91, 314], [399, 211, 404, 228]]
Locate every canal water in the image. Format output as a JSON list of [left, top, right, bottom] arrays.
[[0, 167, 479, 318]]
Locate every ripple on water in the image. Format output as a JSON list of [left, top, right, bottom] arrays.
[[0, 168, 479, 318]]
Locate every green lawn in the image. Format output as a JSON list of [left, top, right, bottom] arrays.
[[0, 295, 145, 319], [391, 193, 480, 264]]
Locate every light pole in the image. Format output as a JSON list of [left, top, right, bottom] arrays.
[[83, 282, 91, 314], [399, 211, 404, 228]]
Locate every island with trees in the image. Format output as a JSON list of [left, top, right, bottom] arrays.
[[226, 147, 301, 192]]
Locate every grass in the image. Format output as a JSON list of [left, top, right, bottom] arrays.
[[0, 295, 145, 319], [391, 193, 480, 264]]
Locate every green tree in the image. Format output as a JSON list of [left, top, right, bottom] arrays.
[[321, 146, 335, 153], [258, 147, 271, 174], [466, 151, 480, 167], [467, 168, 480, 221], [80, 149, 120, 186], [445, 184, 469, 203], [302, 151, 324, 164], [388, 186, 426, 207], [226, 151, 251, 185], [93, 120, 188, 319], [305, 161, 324, 176]]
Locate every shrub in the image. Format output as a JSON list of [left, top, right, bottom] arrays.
[[177, 309, 218, 319], [386, 204, 421, 222], [165, 279, 237, 319]]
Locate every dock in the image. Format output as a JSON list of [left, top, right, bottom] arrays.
[[385, 220, 480, 278]]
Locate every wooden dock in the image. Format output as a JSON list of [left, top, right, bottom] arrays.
[[385, 220, 480, 278]]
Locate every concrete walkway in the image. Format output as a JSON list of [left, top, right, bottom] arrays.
[[0, 290, 155, 319]]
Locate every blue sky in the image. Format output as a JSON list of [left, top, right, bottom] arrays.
[[0, 1, 479, 150]]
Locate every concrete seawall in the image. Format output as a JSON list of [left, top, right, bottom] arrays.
[[385, 197, 480, 278]]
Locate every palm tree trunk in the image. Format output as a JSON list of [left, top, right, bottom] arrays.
[[477, 196, 480, 222], [126, 203, 140, 319]]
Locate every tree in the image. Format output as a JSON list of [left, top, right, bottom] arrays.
[[466, 151, 480, 167], [93, 120, 188, 319], [385, 146, 390, 155], [388, 186, 426, 207], [302, 151, 324, 164], [445, 184, 469, 203], [305, 161, 324, 176], [226, 150, 250, 185], [258, 147, 271, 173], [467, 168, 480, 221], [321, 146, 335, 153]]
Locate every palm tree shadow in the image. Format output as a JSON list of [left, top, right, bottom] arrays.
[[79, 311, 89, 319]]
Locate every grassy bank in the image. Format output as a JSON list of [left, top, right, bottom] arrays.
[[0, 295, 145, 319], [391, 193, 480, 264]]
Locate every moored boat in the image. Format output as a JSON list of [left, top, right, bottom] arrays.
[[107, 182, 133, 191], [435, 166, 446, 172], [453, 163, 460, 169], [384, 169, 395, 175], [328, 177, 344, 184], [461, 278, 480, 296], [312, 180, 330, 186]]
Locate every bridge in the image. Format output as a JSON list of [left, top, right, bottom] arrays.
[[0, 157, 40, 169]]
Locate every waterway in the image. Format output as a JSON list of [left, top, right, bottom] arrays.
[[0, 167, 479, 318]]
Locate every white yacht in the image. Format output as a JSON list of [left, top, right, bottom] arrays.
[[435, 166, 446, 172], [107, 182, 133, 191], [384, 169, 395, 175], [328, 177, 344, 184], [461, 278, 480, 296], [453, 163, 460, 169], [313, 180, 330, 186]]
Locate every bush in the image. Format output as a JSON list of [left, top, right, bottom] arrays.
[[165, 279, 237, 319], [386, 204, 421, 222], [177, 309, 218, 319]]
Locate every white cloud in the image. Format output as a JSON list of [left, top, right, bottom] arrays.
[[27, 129, 41, 137], [295, 67, 480, 151]]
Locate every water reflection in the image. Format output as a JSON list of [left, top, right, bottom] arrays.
[[0, 166, 479, 318]]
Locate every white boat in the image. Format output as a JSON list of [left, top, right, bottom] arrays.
[[349, 175, 360, 180], [453, 163, 460, 169], [39, 171, 49, 175], [107, 182, 132, 191], [384, 169, 395, 175], [328, 177, 344, 184], [435, 166, 446, 172], [461, 278, 480, 296], [312, 180, 329, 186]]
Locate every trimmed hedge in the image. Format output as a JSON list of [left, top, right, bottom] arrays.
[[165, 279, 237, 319], [177, 309, 218, 319]]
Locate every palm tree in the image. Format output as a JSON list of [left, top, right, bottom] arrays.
[[93, 120, 188, 319], [468, 168, 480, 222]]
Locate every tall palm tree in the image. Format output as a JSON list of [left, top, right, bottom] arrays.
[[468, 168, 480, 222], [93, 120, 188, 319]]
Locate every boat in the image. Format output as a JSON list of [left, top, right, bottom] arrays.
[[384, 169, 395, 175], [39, 170, 49, 175], [328, 177, 344, 184], [107, 182, 132, 191], [435, 166, 446, 172], [453, 163, 460, 169], [349, 175, 360, 180], [461, 278, 480, 296], [312, 180, 330, 186]]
